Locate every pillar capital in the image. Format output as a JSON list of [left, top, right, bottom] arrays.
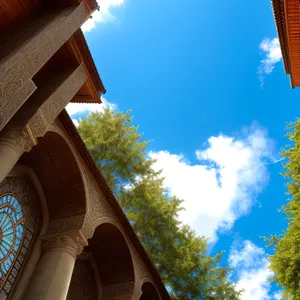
[[0, 124, 37, 156], [41, 231, 87, 259]]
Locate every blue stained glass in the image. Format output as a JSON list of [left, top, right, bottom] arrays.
[[3, 235, 13, 245], [0, 194, 26, 293], [4, 260, 11, 272], [16, 225, 23, 233], [13, 242, 19, 253]]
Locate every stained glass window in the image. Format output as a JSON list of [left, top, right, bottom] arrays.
[[0, 194, 33, 299]]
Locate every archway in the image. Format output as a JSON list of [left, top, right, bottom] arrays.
[[140, 282, 160, 300], [20, 131, 86, 220], [67, 259, 99, 300], [90, 223, 135, 299]]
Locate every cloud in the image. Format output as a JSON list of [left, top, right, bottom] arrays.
[[149, 125, 274, 242], [258, 38, 282, 87], [229, 240, 273, 299], [82, 0, 124, 32], [66, 98, 117, 127], [273, 291, 282, 300]]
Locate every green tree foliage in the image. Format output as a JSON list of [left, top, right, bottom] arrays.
[[78, 109, 156, 190], [78, 108, 242, 299], [266, 119, 300, 299]]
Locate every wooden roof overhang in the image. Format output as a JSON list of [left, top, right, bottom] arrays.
[[58, 110, 171, 300], [0, 0, 105, 103], [272, 0, 300, 88]]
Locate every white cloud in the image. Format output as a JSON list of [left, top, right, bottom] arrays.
[[229, 240, 273, 300], [66, 98, 117, 127], [258, 38, 282, 87], [273, 291, 282, 300], [82, 0, 124, 32], [149, 125, 274, 241]]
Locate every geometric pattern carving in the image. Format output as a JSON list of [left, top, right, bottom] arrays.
[[102, 281, 134, 299], [29, 64, 87, 138], [67, 260, 98, 300], [47, 215, 85, 236], [83, 170, 115, 222], [0, 177, 40, 299], [0, 4, 86, 131]]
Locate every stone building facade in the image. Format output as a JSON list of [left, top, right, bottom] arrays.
[[0, 0, 169, 299]]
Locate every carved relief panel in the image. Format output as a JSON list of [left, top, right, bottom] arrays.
[[67, 259, 98, 300]]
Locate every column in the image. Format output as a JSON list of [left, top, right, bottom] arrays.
[[0, 125, 36, 184], [0, 63, 87, 184], [24, 234, 85, 300]]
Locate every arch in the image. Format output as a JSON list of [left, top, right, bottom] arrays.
[[67, 259, 99, 300], [90, 223, 135, 299], [20, 131, 86, 220], [139, 282, 160, 300]]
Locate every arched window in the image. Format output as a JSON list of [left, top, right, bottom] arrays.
[[0, 186, 37, 299]]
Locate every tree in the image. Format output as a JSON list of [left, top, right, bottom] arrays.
[[266, 119, 300, 299], [78, 108, 242, 299], [78, 108, 157, 191], [119, 177, 241, 299]]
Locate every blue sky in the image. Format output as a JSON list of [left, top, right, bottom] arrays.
[[67, 1, 300, 298]]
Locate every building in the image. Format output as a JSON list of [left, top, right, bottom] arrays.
[[0, 0, 169, 299], [272, 0, 300, 87]]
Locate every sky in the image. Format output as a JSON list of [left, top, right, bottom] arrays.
[[66, 0, 300, 298]]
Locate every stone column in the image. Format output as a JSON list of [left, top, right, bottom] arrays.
[[24, 234, 85, 300], [0, 63, 87, 185], [0, 125, 36, 184]]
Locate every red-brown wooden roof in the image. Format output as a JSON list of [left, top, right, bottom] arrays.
[[272, 0, 300, 88]]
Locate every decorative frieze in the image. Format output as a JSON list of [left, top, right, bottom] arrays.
[[47, 215, 85, 235], [0, 4, 86, 131], [102, 281, 135, 299], [29, 64, 87, 138]]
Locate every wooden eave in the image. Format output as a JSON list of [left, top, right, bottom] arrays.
[[271, 0, 300, 88], [69, 29, 106, 104], [58, 110, 171, 300]]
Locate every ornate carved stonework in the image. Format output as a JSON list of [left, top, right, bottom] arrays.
[[132, 283, 143, 300], [0, 176, 41, 232], [42, 233, 86, 259], [67, 259, 98, 300], [0, 125, 37, 157], [0, 80, 36, 130], [29, 64, 87, 139], [131, 248, 154, 289], [83, 170, 115, 223], [48, 122, 118, 241], [47, 215, 85, 236], [0, 4, 86, 130], [102, 281, 134, 299]]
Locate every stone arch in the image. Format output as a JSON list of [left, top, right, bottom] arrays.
[[20, 131, 86, 220], [67, 258, 100, 300], [90, 221, 135, 299], [139, 282, 160, 300]]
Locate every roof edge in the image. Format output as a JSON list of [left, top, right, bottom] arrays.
[[58, 110, 170, 299], [271, 0, 291, 75]]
